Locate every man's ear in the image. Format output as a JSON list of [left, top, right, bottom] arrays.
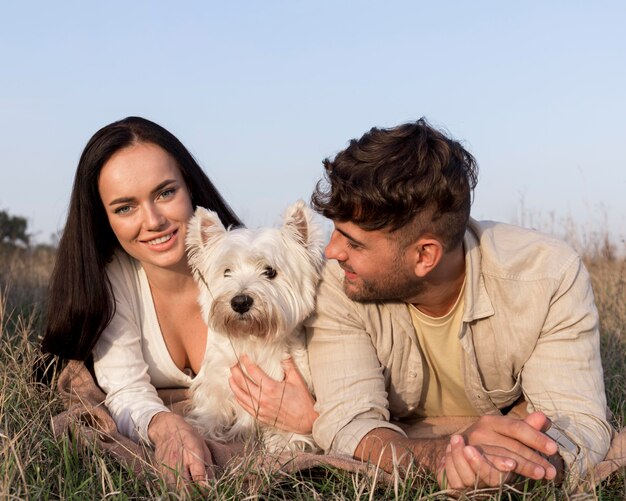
[[410, 237, 444, 277]]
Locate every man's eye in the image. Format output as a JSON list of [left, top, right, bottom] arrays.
[[224, 268, 231, 277], [263, 266, 277, 279]]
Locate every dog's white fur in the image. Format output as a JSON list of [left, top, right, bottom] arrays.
[[185, 200, 324, 453]]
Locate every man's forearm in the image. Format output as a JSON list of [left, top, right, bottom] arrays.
[[354, 427, 448, 474]]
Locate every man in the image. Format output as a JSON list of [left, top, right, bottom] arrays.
[[305, 118, 612, 490]]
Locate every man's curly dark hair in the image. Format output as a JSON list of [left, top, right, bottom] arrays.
[[311, 118, 478, 251]]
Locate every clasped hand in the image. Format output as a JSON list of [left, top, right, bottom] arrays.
[[438, 412, 559, 491]]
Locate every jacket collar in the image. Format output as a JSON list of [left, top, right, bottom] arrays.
[[462, 218, 495, 322]]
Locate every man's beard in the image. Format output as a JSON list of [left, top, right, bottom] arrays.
[[341, 260, 424, 303]]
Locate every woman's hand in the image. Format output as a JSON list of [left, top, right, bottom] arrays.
[[148, 411, 214, 486], [229, 355, 318, 434]]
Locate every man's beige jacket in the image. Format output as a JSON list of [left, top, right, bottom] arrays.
[[306, 219, 612, 481]]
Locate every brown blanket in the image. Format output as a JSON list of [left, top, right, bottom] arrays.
[[52, 360, 625, 492], [51, 360, 388, 482]]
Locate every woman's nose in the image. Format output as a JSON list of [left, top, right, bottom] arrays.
[[143, 204, 167, 230]]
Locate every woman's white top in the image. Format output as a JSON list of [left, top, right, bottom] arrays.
[[92, 252, 197, 444]]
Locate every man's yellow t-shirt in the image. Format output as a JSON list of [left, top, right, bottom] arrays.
[[408, 280, 477, 417]]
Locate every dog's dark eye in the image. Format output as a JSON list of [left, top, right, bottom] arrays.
[[224, 268, 231, 277], [263, 266, 277, 279]]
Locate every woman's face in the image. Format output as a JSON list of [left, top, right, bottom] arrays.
[[98, 142, 194, 274]]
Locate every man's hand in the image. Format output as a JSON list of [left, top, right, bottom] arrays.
[[355, 412, 560, 493], [438, 434, 516, 490], [229, 355, 318, 434], [438, 412, 559, 491], [462, 412, 557, 479], [148, 411, 214, 487]]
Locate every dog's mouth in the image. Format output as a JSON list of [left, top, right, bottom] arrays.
[[218, 316, 273, 339], [210, 297, 282, 339]]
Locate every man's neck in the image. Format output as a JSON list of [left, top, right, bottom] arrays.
[[407, 244, 466, 318]]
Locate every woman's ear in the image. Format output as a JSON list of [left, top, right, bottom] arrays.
[[410, 237, 444, 277]]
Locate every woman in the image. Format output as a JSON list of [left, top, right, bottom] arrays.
[[42, 117, 317, 484]]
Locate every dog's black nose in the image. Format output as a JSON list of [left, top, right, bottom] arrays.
[[231, 294, 253, 314]]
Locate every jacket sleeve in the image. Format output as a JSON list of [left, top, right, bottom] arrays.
[[521, 254, 612, 483], [92, 257, 169, 445], [305, 263, 405, 455]]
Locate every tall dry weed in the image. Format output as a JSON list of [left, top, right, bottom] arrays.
[[587, 257, 626, 424], [0, 245, 54, 338]]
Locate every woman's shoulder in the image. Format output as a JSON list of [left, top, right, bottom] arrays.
[[105, 251, 145, 292]]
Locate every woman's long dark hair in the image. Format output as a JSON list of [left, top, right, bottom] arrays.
[[41, 117, 241, 361]]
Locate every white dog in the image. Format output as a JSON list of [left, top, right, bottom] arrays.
[[185, 200, 324, 453]]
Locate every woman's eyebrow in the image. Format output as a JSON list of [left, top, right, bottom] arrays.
[[107, 179, 178, 206], [150, 179, 177, 195]]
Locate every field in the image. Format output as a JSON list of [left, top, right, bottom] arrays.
[[0, 235, 624, 500]]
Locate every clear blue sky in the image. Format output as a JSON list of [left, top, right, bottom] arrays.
[[2, 1, 625, 248]]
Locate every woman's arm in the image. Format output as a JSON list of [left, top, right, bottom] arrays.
[[92, 256, 213, 483]]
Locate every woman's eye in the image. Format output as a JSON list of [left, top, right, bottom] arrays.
[[114, 205, 132, 215], [263, 266, 277, 279], [159, 188, 176, 199], [224, 268, 231, 277]]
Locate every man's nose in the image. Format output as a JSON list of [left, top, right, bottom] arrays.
[[325, 231, 347, 261]]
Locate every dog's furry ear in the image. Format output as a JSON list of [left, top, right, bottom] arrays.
[[186, 206, 227, 250], [282, 200, 325, 270], [282, 200, 312, 245]]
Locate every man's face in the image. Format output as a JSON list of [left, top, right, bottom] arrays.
[[324, 221, 423, 302]]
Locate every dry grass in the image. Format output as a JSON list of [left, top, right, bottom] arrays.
[[0, 223, 624, 499], [587, 257, 626, 426]]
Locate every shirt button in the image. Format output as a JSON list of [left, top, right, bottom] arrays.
[[409, 371, 417, 378]]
